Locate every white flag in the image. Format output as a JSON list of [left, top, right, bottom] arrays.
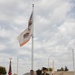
[[17, 28, 32, 46], [17, 11, 33, 46]]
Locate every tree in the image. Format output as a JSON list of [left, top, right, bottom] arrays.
[[57, 66, 69, 71], [61, 67, 64, 71], [57, 67, 64, 71], [48, 68, 52, 71], [64, 66, 69, 71], [0, 66, 7, 75], [57, 69, 61, 71]]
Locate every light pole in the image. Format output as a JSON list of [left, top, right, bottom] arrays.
[[72, 49, 75, 75], [48, 58, 49, 72], [17, 58, 19, 75]]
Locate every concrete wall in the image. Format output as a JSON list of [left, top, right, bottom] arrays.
[[24, 71, 74, 75], [52, 71, 74, 75]]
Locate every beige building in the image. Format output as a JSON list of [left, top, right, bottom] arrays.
[[51, 71, 74, 75], [24, 71, 74, 75]]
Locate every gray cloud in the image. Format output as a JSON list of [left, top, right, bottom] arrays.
[[0, 0, 75, 75]]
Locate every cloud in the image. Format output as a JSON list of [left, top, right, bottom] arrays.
[[0, 43, 7, 50], [0, 0, 75, 75]]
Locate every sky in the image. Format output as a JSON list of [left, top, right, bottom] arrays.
[[0, 0, 75, 75]]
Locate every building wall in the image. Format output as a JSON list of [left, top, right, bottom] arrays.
[[53, 71, 74, 75]]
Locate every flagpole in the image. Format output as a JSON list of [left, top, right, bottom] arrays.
[[9, 58, 12, 61], [31, 4, 34, 70], [8, 58, 12, 75]]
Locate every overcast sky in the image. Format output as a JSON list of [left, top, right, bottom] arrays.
[[0, 0, 75, 75]]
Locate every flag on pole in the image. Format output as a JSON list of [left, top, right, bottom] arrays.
[[17, 28, 32, 46], [28, 11, 33, 30], [8, 60, 12, 75], [17, 11, 33, 46]]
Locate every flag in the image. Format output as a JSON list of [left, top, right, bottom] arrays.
[[17, 28, 32, 46], [17, 11, 33, 46], [8, 60, 12, 75], [28, 11, 33, 30]]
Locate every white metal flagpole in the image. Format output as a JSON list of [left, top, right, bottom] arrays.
[[31, 4, 34, 70]]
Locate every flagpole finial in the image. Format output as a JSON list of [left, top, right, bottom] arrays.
[[32, 4, 34, 7], [9, 58, 12, 61]]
